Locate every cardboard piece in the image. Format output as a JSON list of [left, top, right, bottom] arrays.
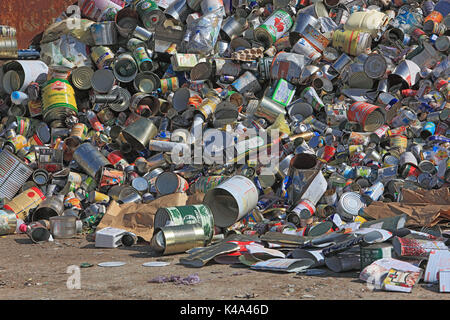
[[97, 193, 205, 242], [363, 188, 450, 228]]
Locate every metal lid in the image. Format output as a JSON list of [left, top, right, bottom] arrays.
[[71, 66, 94, 90], [91, 69, 115, 93], [109, 87, 131, 112], [338, 192, 364, 218], [131, 176, 149, 193], [364, 54, 387, 79], [435, 36, 450, 52], [98, 261, 126, 267]]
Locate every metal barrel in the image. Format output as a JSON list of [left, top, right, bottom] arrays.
[[73, 143, 113, 180]]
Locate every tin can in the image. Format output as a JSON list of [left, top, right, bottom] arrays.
[[332, 30, 372, 56], [254, 9, 294, 46], [3, 187, 46, 220], [73, 143, 113, 180], [337, 192, 365, 221], [0, 150, 34, 200], [392, 236, 448, 258], [347, 102, 385, 132], [231, 71, 262, 94], [420, 121, 436, 139], [155, 171, 189, 195], [91, 46, 115, 70], [151, 224, 207, 255], [154, 204, 215, 241], [0, 209, 17, 235], [292, 37, 322, 60], [300, 87, 325, 112], [360, 243, 394, 270], [22, 220, 51, 243], [270, 52, 309, 82], [300, 24, 330, 53], [203, 175, 258, 228], [90, 21, 118, 46], [160, 77, 179, 94], [135, 0, 166, 30], [42, 79, 78, 124]]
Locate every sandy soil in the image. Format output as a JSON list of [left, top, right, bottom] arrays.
[[0, 234, 448, 300]]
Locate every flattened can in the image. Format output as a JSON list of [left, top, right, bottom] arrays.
[[332, 30, 372, 56], [254, 9, 294, 46], [292, 37, 322, 60], [154, 204, 215, 241], [271, 52, 310, 82], [360, 243, 394, 270]]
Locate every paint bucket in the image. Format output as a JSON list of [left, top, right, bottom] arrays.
[[2, 60, 48, 94], [71, 66, 94, 90], [90, 21, 118, 46], [151, 224, 207, 255], [3, 187, 45, 220], [154, 204, 214, 242], [112, 53, 138, 83], [332, 30, 372, 56], [135, 0, 166, 31], [360, 243, 394, 270], [0, 209, 17, 235], [203, 175, 258, 228], [32, 195, 64, 221], [325, 253, 360, 272], [73, 143, 113, 180], [155, 171, 189, 195], [337, 192, 365, 220], [91, 46, 115, 69], [254, 9, 293, 46], [0, 149, 34, 200], [388, 59, 421, 90], [115, 7, 139, 38], [347, 102, 385, 132], [133, 72, 160, 93]]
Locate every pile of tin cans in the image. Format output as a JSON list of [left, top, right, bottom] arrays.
[[0, 0, 449, 287]]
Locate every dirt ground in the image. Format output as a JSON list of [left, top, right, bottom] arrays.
[[0, 233, 448, 300]]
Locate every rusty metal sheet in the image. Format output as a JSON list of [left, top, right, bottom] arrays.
[[0, 0, 76, 49]]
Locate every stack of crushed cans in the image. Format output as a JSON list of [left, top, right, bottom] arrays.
[[0, 0, 450, 293]]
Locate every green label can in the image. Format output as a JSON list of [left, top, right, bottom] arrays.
[[254, 10, 293, 46], [360, 243, 394, 270], [155, 204, 214, 242]]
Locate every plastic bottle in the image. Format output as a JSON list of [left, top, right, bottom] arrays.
[[11, 91, 29, 105]]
